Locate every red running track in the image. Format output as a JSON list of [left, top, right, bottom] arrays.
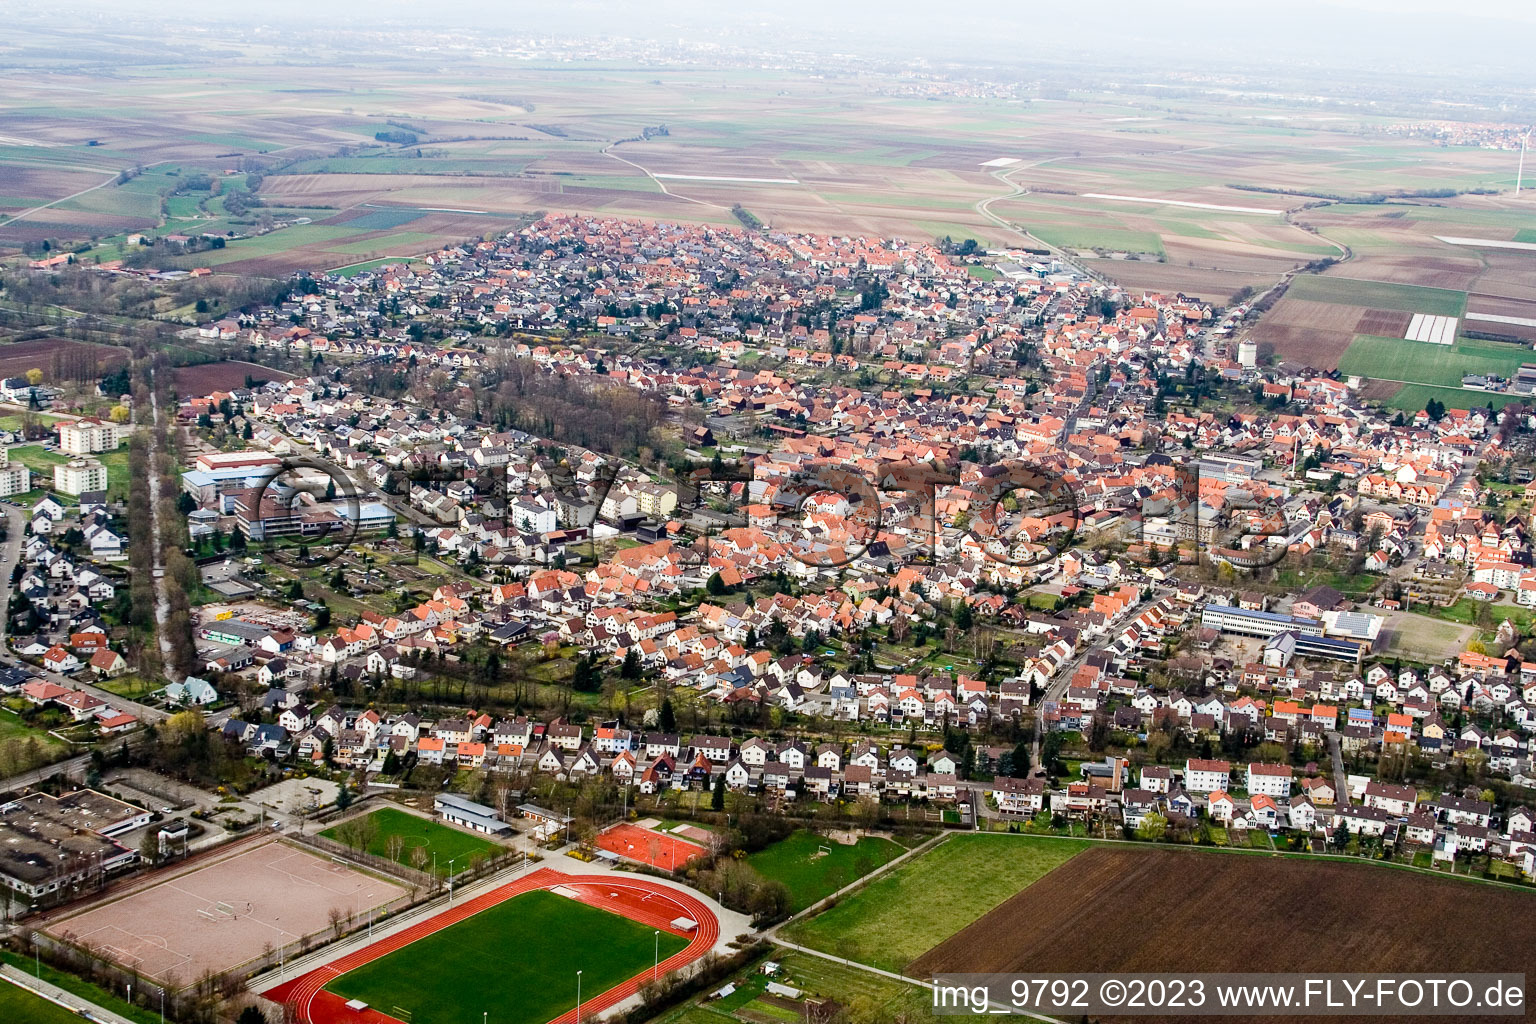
[[266, 867, 720, 1024]]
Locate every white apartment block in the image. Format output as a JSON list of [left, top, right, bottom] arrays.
[[55, 458, 108, 496], [1246, 762, 1294, 799], [1184, 757, 1231, 794], [0, 450, 29, 497], [58, 417, 123, 455]]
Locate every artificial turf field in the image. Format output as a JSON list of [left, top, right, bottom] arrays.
[[320, 806, 504, 876], [324, 889, 688, 1024]]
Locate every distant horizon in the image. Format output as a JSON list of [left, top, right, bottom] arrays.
[[7, 0, 1536, 87]]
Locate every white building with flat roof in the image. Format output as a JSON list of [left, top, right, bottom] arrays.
[[58, 417, 123, 455], [0, 449, 29, 498], [55, 457, 108, 496]]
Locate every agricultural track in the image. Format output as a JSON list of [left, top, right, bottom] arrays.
[[267, 867, 719, 1024]]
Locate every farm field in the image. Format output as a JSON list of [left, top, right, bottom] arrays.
[[324, 888, 688, 1024], [780, 834, 1089, 973], [169, 360, 294, 395], [1369, 382, 1525, 414], [0, 339, 130, 386], [0, 56, 1529, 277], [1287, 274, 1467, 316], [746, 830, 906, 912], [908, 846, 1536, 1022], [1336, 334, 1532, 388], [319, 806, 506, 876]]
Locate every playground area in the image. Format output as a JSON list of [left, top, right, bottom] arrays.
[[44, 839, 405, 988], [595, 822, 708, 871]]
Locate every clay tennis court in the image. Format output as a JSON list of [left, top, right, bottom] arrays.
[[46, 839, 405, 988], [596, 822, 707, 870]]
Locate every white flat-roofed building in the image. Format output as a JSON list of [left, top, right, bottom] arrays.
[[55, 458, 108, 496], [58, 417, 123, 455]]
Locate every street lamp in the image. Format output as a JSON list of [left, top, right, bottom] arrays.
[[653, 930, 659, 982], [576, 969, 583, 1024]]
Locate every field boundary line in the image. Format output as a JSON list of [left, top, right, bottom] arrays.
[[769, 830, 951, 933], [973, 827, 1536, 892], [769, 937, 1066, 1024]]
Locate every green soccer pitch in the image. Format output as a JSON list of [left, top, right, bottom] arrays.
[[324, 889, 688, 1024]]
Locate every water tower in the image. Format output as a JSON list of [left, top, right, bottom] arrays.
[[1238, 338, 1258, 368]]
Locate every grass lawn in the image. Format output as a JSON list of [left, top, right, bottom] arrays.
[[95, 674, 158, 699], [1271, 567, 1379, 598], [1288, 274, 1466, 316], [1426, 598, 1536, 634], [780, 834, 1089, 973], [320, 807, 504, 876], [658, 950, 943, 1024], [0, 951, 160, 1024], [0, 707, 67, 758], [746, 830, 905, 912], [325, 889, 687, 1024], [0, 412, 64, 432], [7, 443, 69, 475], [98, 448, 130, 500], [0, 979, 88, 1024], [1338, 334, 1532, 389]]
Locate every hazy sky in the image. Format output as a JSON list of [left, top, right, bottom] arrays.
[[25, 0, 1536, 82]]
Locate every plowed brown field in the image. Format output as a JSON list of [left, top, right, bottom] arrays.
[[1356, 308, 1413, 336], [910, 846, 1536, 1024]]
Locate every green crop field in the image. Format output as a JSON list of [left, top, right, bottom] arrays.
[[320, 807, 504, 876], [330, 231, 442, 254], [340, 208, 427, 231], [1029, 225, 1166, 254], [746, 830, 905, 912], [325, 889, 687, 1024], [1372, 382, 1524, 414], [1338, 334, 1532, 388], [780, 834, 1089, 973], [1288, 275, 1466, 316]]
